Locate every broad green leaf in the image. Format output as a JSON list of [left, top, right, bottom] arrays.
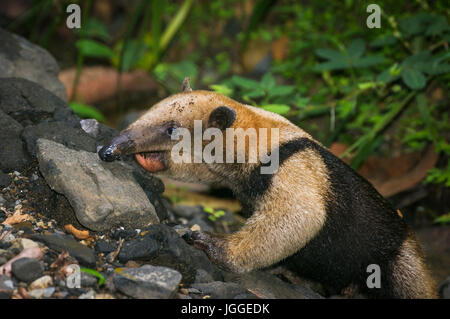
[[245, 88, 265, 99], [352, 55, 386, 68], [268, 85, 294, 96], [347, 39, 365, 59], [80, 268, 105, 286], [209, 84, 233, 96], [370, 35, 397, 48], [231, 76, 260, 90], [315, 48, 343, 61], [261, 73, 276, 90], [69, 102, 106, 122], [261, 104, 291, 115], [313, 60, 349, 71], [76, 39, 114, 59], [401, 68, 426, 90], [78, 18, 110, 41]]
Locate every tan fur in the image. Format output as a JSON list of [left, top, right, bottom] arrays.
[[224, 148, 329, 272], [390, 234, 437, 298], [120, 90, 437, 298]]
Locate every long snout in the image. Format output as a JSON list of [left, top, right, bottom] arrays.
[[98, 131, 136, 162]]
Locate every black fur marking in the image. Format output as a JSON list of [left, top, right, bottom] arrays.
[[208, 106, 236, 130], [240, 138, 408, 297]]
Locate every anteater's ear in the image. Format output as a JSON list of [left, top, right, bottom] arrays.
[[208, 106, 236, 130], [181, 77, 192, 92]]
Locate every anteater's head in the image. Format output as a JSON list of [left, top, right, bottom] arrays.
[[98, 81, 244, 184], [98, 79, 297, 184]]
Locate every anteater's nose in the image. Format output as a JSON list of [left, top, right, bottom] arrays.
[[98, 131, 134, 162], [98, 144, 120, 162]]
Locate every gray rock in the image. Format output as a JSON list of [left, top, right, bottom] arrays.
[[118, 224, 222, 285], [0, 275, 14, 298], [80, 119, 100, 138], [0, 28, 66, 100], [0, 171, 11, 188], [172, 205, 204, 219], [22, 121, 97, 157], [190, 281, 247, 299], [30, 233, 95, 266], [36, 139, 159, 231], [0, 195, 5, 206], [222, 271, 324, 299], [0, 110, 30, 172], [28, 287, 55, 299], [94, 240, 116, 254], [0, 78, 68, 126], [439, 276, 450, 299], [194, 269, 215, 284], [11, 257, 44, 283], [113, 265, 182, 299], [81, 272, 99, 288]]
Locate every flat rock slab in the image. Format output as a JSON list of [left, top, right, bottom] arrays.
[[30, 234, 95, 266], [113, 265, 182, 299], [37, 139, 159, 231], [223, 271, 324, 299]]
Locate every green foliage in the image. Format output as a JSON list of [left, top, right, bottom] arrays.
[[204, 207, 226, 222], [211, 73, 297, 115], [314, 39, 386, 71], [80, 268, 105, 286], [433, 213, 450, 225], [69, 102, 106, 123], [76, 39, 114, 59]]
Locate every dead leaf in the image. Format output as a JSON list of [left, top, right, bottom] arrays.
[[271, 36, 289, 62], [1, 209, 31, 225], [59, 66, 157, 104], [329, 143, 438, 198], [64, 224, 90, 240], [49, 251, 78, 281]]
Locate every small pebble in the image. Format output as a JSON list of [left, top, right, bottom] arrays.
[[29, 275, 53, 290]]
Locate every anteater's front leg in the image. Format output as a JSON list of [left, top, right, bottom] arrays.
[[190, 205, 326, 273]]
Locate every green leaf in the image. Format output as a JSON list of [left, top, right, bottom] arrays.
[[261, 104, 291, 115], [69, 102, 106, 122], [245, 88, 265, 99], [261, 73, 276, 90], [401, 68, 426, 90], [80, 268, 105, 286], [314, 48, 343, 61], [352, 55, 386, 68], [370, 35, 397, 48], [78, 18, 110, 41], [209, 84, 233, 96], [347, 39, 365, 59], [267, 85, 294, 96], [76, 39, 114, 59], [231, 76, 260, 90]]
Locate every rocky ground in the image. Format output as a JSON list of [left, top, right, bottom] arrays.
[[0, 28, 448, 299], [0, 28, 326, 300]]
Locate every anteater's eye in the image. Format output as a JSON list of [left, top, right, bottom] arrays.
[[166, 127, 176, 136]]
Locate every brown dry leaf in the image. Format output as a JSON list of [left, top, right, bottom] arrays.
[[59, 66, 157, 104], [64, 224, 90, 240], [271, 36, 289, 62], [329, 143, 438, 198], [2, 209, 31, 225], [49, 251, 78, 281]]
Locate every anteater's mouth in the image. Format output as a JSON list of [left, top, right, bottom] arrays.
[[135, 151, 167, 173]]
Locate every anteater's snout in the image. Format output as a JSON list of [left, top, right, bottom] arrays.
[[98, 131, 135, 162], [98, 144, 121, 162]]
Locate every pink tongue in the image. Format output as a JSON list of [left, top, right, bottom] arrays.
[[135, 153, 165, 173]]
